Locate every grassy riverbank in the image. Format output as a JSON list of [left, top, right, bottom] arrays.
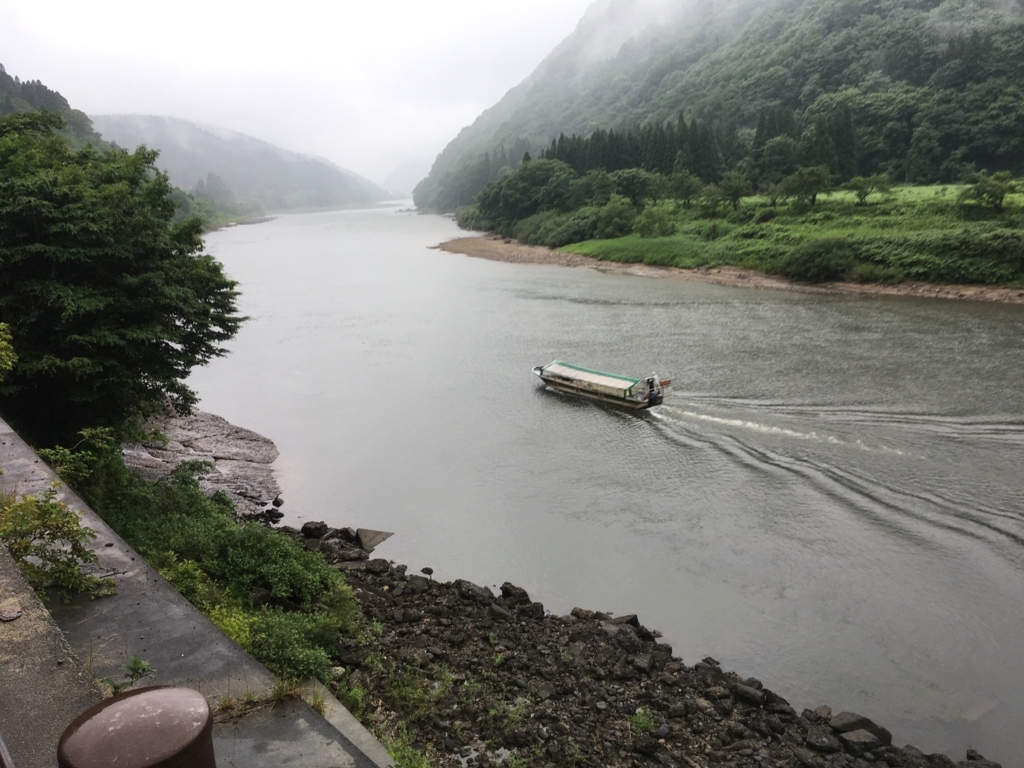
[[550, 186, 1024, 288]]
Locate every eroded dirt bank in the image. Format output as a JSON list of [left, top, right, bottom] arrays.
[[435, 236, 1024, 305]]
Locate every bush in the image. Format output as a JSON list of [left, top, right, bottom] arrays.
[[634, 201, 678, 238], [43, 435, 360, 682], [595, 195, 636, 239], [775, 238, 856, 283], [0, 486, 114, 602], [455, 205, 492, 231], [515, 207, 600, 247]]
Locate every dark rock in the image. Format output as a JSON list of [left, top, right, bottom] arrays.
[[490, 603, 514, 622], [958, 753, 1002, 768], [815, 705, 833, 719], [532, 681, 556, 700], [519, 602, 545, 620], [500, 582, 531, 606], [806, 725, 842, 754], [830, 711, 892, 746], [455, 579, 494, 604], [272, 496, 283, 507], [570, 607, 594, 620], [304, 538, 322, 551], [335, 545, 369, 562], [735, 684, 766, 706], [794, 748, 819, 767], [632, 653, 655, 673], [300, 520, 329, 539], [612, 625, 642, 653], [405, 575, 429, 593], [609, 614, 640, 627], [365, 559, 391, 574], [634, 736, 659, 756], [265, 509, 284, 522]]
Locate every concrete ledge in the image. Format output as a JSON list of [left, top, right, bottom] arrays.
[[0, 416, 393, 768], [0, 543, 102, 768]]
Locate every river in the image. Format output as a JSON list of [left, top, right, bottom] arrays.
[[191, 205, 1024, 765]]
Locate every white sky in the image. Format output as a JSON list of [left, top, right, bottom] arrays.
[[0, 0, 595, 184]]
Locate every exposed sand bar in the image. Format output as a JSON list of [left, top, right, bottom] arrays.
[[435, 235, 1024, 305]]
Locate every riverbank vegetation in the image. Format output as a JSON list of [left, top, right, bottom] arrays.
[[457, 157, 1023, 286], [0, 105, 364, 684]]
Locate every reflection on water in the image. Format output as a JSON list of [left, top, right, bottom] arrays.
[[191, 206, 1024, 765]]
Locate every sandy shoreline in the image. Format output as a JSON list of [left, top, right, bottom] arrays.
[[435, 235, 1024, 305]]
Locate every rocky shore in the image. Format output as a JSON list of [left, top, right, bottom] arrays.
[[122, 410, 282, 518], [435, 236, 1024, 305], [123, 415, 1002, 768]]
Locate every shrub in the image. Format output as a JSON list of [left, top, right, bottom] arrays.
[[0, 486, 114, 602], [634, 201, 678, 238], [455, 205, 492, 231], [775, 238, 856, 283]]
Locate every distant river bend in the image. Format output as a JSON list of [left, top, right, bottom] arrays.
[[191, 206, 1024, 766]]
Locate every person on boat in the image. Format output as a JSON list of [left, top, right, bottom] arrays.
[[647, 377, 658, 406]]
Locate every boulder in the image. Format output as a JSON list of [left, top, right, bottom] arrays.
[[735, 684, 766, 706], [455, 579, 494, 604], [839, 729, 881, 754], [805, 725, 842, 754], [829, 711, 892, 746], [300, 520, 329, 539], [356, 528, 393, 552]]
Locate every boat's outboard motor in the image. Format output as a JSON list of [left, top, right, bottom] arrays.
[[647, 376, 658, 406]]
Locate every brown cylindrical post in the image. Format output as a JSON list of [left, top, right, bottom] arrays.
[[58, 686, 215, 768]]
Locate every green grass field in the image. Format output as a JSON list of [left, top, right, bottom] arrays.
[[562, 186, 1024, 286]]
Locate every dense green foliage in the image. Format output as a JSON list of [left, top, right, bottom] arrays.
[[562, 184, 1024, 285], [0, 485, 113, 602], [415, 0, 1024, 212], [45, 431, 360, 682], [0, 63, 105, 149], [0, 111, 243, 444]]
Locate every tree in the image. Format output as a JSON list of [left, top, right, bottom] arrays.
[[842, 174, 892, 205], [669, 170, 703, 208], [634, 201, 677, 238], [610, 168, 665, 207], [0, 111, 243, 443], [719, 172, 753, 210], [699, 184, 725, 216], [0, 323, 15, 382], [595, 194, 636, 239], [957, 171, 1017, 212], [779, 166, 833, 207]]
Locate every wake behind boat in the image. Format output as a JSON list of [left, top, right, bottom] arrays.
[[533, 361, 671, 409]]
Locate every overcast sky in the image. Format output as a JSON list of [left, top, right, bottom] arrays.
[[1, 0, 596, 185]]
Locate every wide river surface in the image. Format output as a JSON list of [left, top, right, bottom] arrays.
[[193, 206, 1024, 765]]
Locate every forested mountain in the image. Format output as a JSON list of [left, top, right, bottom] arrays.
[[414, 0, 1024, 211], [92, 115, 387, 212], [0, 64, 105, 148]]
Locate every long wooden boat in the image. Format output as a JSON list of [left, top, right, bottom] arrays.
[[532, 361, 671, 409]]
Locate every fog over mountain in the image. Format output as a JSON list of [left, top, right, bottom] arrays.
[[93, 115, 387, 211], [414, 0, 1024, 211]]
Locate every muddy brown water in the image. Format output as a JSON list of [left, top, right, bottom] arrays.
[[191, 205, 1024, 765]]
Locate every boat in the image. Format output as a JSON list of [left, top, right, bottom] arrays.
[[532, 361, 671, 409]]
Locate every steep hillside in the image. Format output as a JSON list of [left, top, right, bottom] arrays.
[[0, 64, 105, 148], [92, 115, 387, 212], [415, 0, 1024, 211]]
